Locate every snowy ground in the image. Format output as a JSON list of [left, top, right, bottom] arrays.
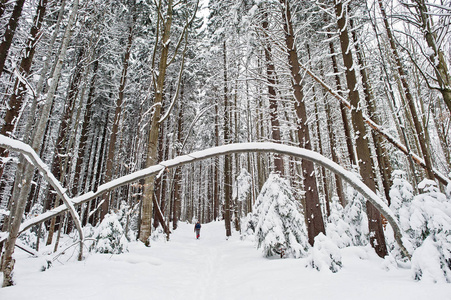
[[1, 221, 450, 300]]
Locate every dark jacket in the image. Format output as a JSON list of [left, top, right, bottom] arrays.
[[194, 223, 201, 231]]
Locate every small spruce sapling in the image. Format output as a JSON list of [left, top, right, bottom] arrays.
[[92, 213, 128, 254], [409, 179, 451, 282], [254, 173, 309, 258]]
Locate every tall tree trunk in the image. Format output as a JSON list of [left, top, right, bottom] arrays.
[[1, 0, 81, 287], [324, 93, 346, 207], [172, 96, 184, 230], [223, 40, 232, 237], [0, 0, 25, 74], [280, 0, 325, 246], [0, 0, 48, 180], [46, 47, 85, 246], [140, 0, 173, 245], [411, 0, 451, 113], [328, 38, 356, 167], [100, 7, 136, 220], [335, 0, 387, 258], [350, 19, 393, 205], [377, 0, 435, 181], [262, 10, 283, 174], [213, 102, 220, 221], [71, 60, 99, 197]]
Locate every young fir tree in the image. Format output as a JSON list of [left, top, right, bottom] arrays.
[[92, 212, 129, 255], [408, 180, 451, 282], [253, 173, 309, 258]]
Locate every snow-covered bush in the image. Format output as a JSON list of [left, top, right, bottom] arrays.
[[326, 199, 352, 248], [233, 168, 252, 203], [306, 233, 342, 273], [19, 203, 45, 249], [340, 186, 369, 247], [92, 213, 128, 254], [253, 173, 309, 258], [389, 174, 451, 282], [408, 179, 451, 282], [389, 170, 414, 235], [240, 212, 257, 241]]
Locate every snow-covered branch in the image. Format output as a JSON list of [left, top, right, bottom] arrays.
[[297, 61, 450, 186], [0, 135, 84, 247], [0, 138, 411, 258]]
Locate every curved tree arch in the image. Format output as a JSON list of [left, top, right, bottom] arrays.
[[0, 136, 411, 258]]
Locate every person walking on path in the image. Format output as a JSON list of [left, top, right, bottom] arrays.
[[194, 221, 201, 239]]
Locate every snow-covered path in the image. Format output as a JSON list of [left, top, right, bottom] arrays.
[[1, 221, 450, 299]]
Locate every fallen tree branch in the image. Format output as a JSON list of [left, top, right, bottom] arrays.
[[0, 135, 84, 255], [298, 61, 450, 186], [0, 138, 411, 259]]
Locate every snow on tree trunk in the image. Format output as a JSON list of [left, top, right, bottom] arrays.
[[253, 173, 309, 258]]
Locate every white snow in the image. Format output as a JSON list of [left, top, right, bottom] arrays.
[[1, 221, 450, 300]]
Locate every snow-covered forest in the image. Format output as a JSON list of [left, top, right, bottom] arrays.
[[0, 0, 450, 295]]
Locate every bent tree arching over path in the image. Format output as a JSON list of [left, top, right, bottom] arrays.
[[0, 135, 412, 259]]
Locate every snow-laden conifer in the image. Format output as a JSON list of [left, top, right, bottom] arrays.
[[389, 174, 451, 282], [409, 179, 451, 282], [233, 168, 252, 203], [306, 233, 342, 273], [326, 199, 352, 248], [92, 213, 128, 254], [342, 186, 369, 247], [254, 173, 309, 258]]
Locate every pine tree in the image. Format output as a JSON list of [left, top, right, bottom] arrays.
[[253, 173, 309, 258]]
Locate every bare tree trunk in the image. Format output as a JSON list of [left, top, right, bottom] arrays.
[[100, 6, 136, 220], [335, 0, 387, 258], [2, 0, 80, 287], [223, 40, 232, 237], [0, 0, 25, 74], [214, 102, 220, 221], [280, 0, 325, 246], [0, 0, 48, 180], [350, 19, 393, 205], [71, 60, 99, 197], [411, 0, 451, 113], [262, 9, 283, 174], [377, 0, 435, 181], [140, 0, 174, 245], [328, 38, 356, 166]]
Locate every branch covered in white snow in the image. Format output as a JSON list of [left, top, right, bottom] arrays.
[[0, 136, 411, 258]]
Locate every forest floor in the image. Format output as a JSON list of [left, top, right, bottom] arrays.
[[1, 221, 450, 299]]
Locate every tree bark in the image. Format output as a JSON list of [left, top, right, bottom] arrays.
[[0, 0, 48, 180], [412, 0, 451, 113], [100, 7, 136, 220], [378, 0, 435, 181], [280, 0, 325, 246], [328, 38, 356, 167], [140, 0, 173, 245], [262, 9, 284, 174], [223, 40, 232, 237], [335, 0, 387, 258], [350, 18, 393, 205], [0, 0, 25, 74]]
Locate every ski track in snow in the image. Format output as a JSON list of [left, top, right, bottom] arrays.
[[1, 221, 451, 300]]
